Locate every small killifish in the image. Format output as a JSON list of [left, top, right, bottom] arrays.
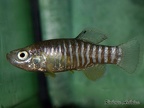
[[6, 29, 140, 80]]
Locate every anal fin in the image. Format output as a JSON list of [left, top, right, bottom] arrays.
[[83, 64, 105, 81]]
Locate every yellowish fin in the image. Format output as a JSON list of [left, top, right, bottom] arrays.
[[83, 64, 105, 81]]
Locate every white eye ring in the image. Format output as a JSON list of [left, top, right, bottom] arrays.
[[18, 51, 28, 60]]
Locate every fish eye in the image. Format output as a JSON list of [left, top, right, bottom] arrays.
[[17, 51, 28, 60]]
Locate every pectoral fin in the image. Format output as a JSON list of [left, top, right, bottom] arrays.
[[45, 63, 56, 78], [83, 64, 105, 81], [76, 28, 107, 44]]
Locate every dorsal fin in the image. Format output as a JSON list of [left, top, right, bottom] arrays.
[[83, 64, 106, 81], [76, 28, 107, 44]]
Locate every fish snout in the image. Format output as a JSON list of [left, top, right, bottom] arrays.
[[6, 52, 16, 64]]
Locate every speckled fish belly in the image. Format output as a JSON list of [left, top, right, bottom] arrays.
[[6, 28, 140, 81]]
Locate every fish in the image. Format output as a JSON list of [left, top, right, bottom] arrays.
[[6, 29, 140, 81]]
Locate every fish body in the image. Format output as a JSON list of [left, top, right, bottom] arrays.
[[6, 29, 140, 80], [15, 39, 122, 72]]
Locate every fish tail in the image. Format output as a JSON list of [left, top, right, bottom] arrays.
[[117, 39, 140, 73]]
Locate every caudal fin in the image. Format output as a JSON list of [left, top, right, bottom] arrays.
[[118, 39, 140, 73]]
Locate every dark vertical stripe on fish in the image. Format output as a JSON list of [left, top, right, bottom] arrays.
[[107, 46, 111, 64]]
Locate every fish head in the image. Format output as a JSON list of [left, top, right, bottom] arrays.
[[6, 47, 46, 72], [6, 47, 33, 71]]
